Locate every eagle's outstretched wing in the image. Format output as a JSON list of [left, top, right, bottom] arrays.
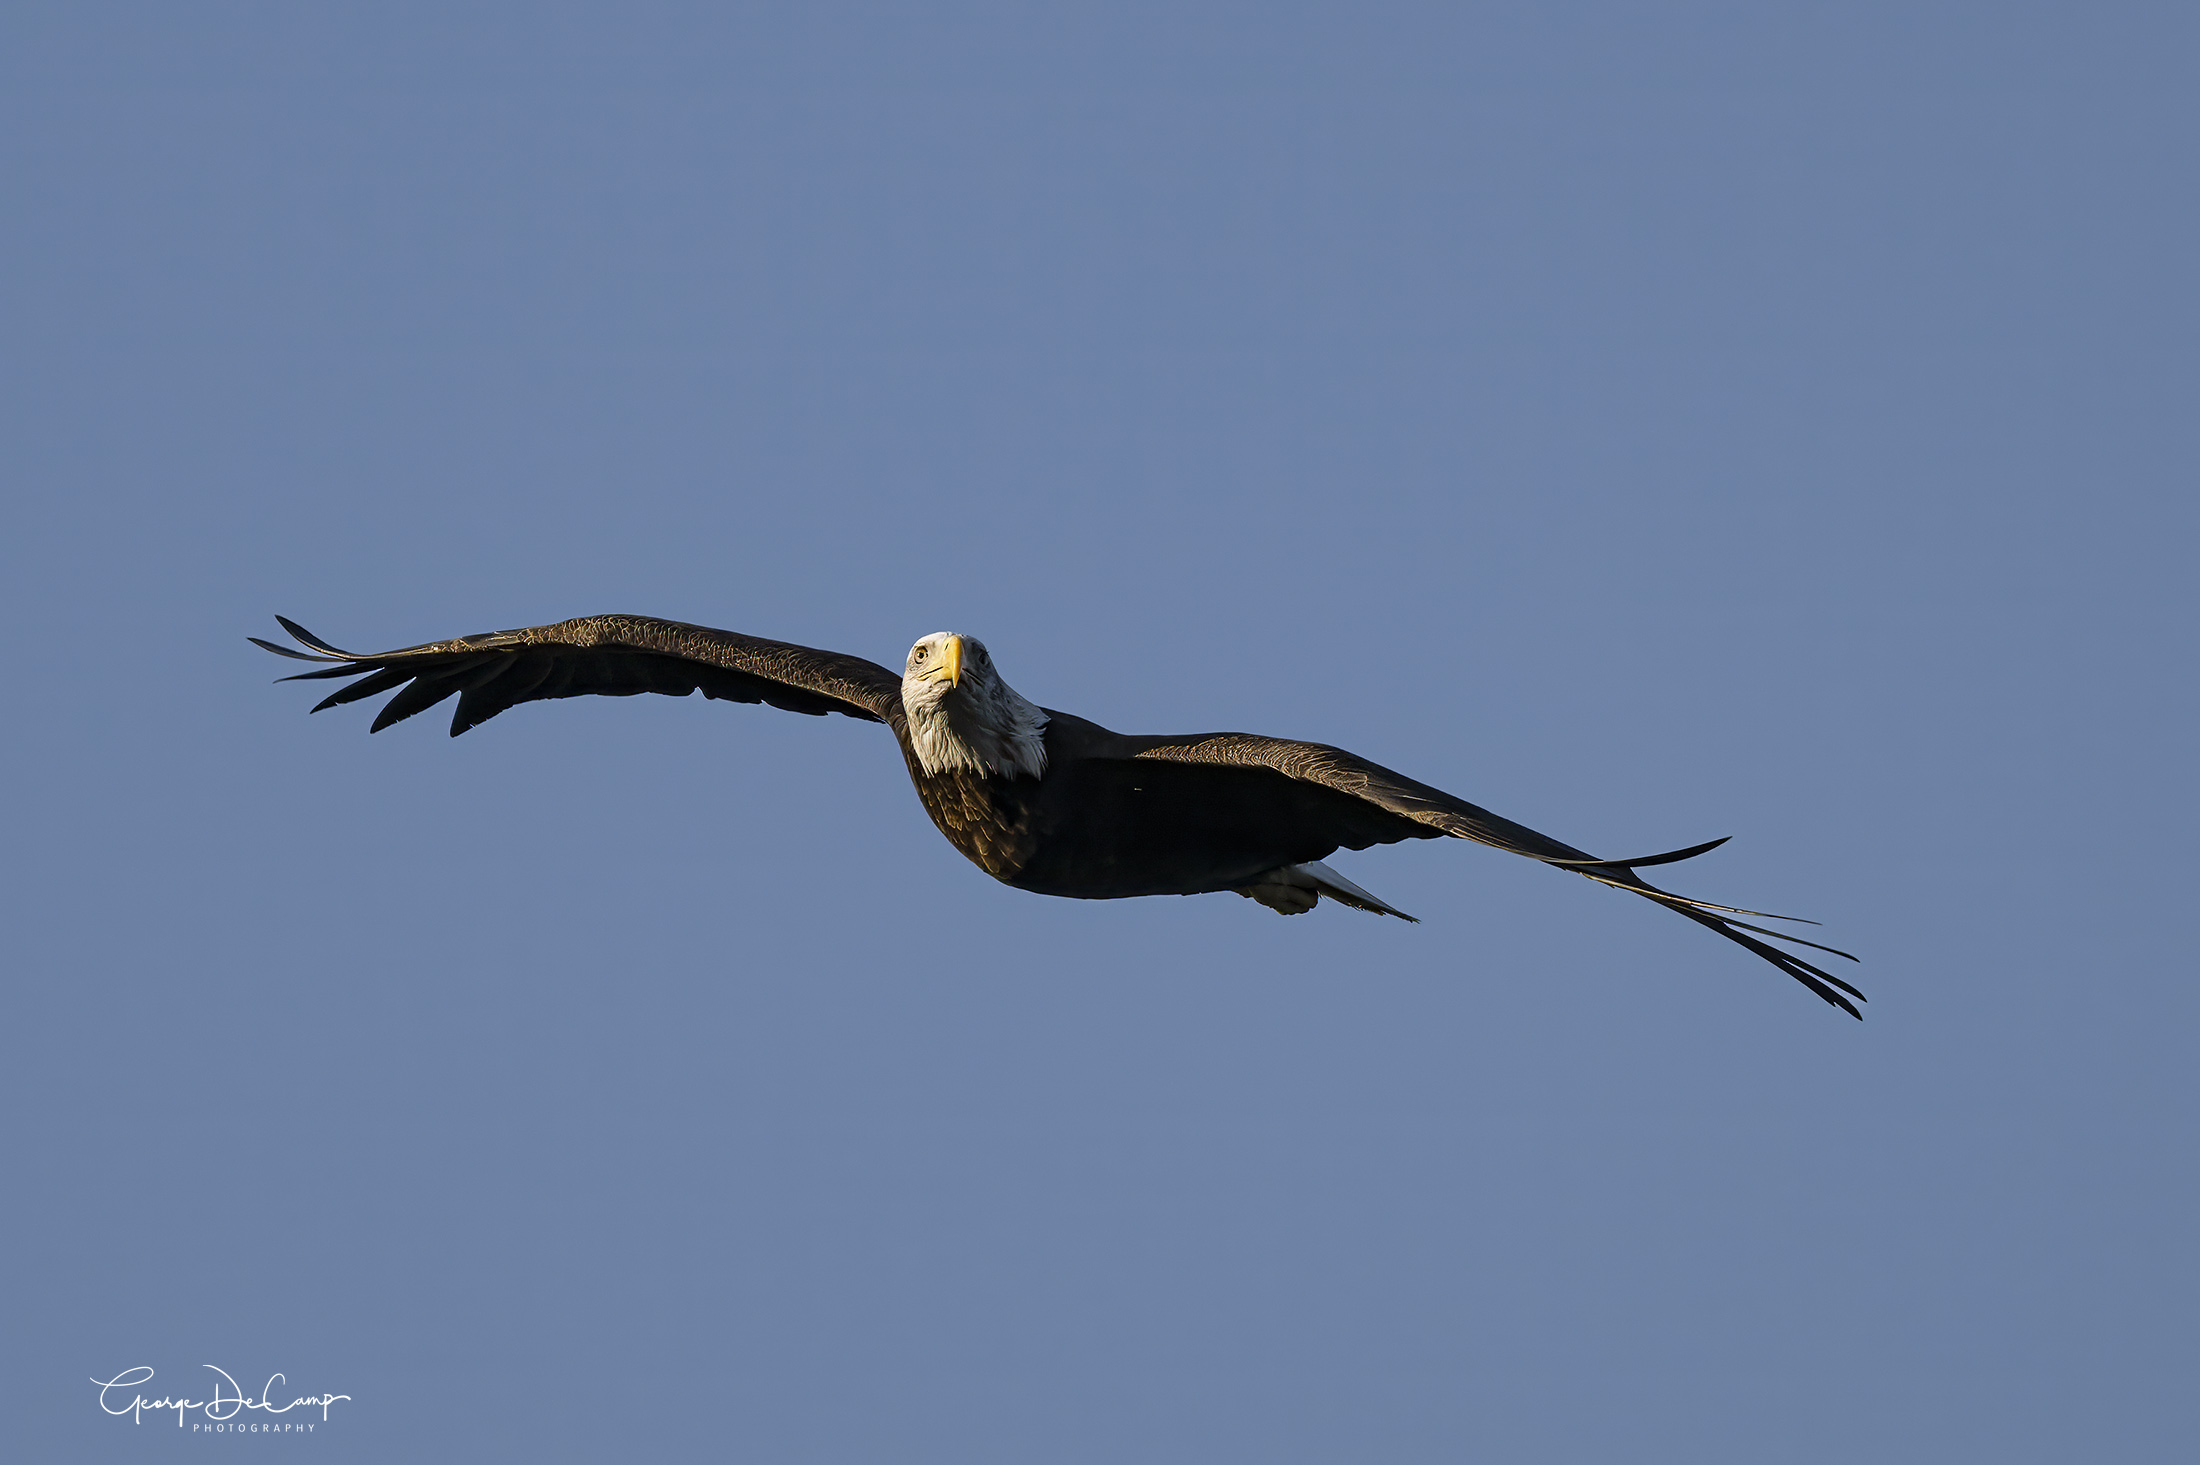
[[1128, 731, 1864, 1018], [252, 614, 903, 735]]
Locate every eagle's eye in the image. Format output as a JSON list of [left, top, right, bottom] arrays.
[[913, 647, 926, 660]]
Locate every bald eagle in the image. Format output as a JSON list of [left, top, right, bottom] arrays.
[[253, 614, 1862, 1017]]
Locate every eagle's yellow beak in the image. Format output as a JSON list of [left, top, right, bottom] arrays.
[[923, 635, 962, 687]]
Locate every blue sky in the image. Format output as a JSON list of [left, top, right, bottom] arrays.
[[6, 4, 2195, 1460]]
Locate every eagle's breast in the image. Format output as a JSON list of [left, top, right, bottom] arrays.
[[906, 764, 1047, 880]]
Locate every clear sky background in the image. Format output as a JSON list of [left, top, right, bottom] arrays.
[[5, 4, 2195, 1461]]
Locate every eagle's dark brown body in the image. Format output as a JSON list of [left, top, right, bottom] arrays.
[[252, 612, 1864, 1017], [904, 712, 1442, 898]]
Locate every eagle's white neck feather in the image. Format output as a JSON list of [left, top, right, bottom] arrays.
[[900, 635, 1049, 780]]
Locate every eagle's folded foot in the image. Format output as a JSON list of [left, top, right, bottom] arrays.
[[1234, 861, 1417, 921], [1236, 877, 1320, 915]]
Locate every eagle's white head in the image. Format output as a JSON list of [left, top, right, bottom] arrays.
[[901, 632, 1049, 780]]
